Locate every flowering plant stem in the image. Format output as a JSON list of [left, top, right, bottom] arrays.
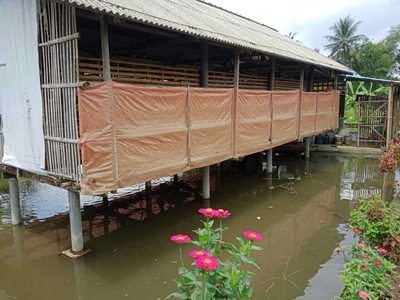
[[202, 272, 206, 300], [179, 245, 185, 268]]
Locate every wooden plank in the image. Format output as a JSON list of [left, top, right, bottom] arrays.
[[99, 15, 111, 81], [39, 33, 80, 47]]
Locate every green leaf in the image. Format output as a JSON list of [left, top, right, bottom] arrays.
[[166, 291, 189, 299]]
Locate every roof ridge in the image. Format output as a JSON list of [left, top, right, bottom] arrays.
[[194, 0, 278, 32]]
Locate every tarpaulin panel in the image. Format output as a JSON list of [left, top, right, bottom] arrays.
[[332, 91, 340, 129], [271, 91, 299, 145], [300, 92, 317, 137], [0, 0, 46, 174], [236, 90, 272, 157], [189, 88, 233, 168], [78, 82, 117, 195], [113, 83, 188, 188], [316, 93, 334, 132]]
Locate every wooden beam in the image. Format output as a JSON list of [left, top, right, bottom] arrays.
[[268, 56, 275, 91], [100, 15, 111, 81], [299, 67, 305, 90]]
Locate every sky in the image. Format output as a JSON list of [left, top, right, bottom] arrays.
[[206, 0, 400, 55]]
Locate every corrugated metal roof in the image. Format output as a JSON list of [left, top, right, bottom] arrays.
[[64, 0, 353, 73]]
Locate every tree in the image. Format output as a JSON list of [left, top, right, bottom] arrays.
[[324, 15, 366, 66], [384, 24, 400, 76], [352, 41, 394, 79]]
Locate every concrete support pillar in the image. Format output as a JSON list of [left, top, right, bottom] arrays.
[[68, 190, 84, 253], [305, 137, 310, 158], [145, 181, 152, 201], [203, 166, 210, 200], [174, 174, 179, 185], [267, 149, 273, 174], [9, 177, 21, 225], [305, 158, 310, 176]]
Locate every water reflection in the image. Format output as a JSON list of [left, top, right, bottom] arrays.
[[0, 153, 394, 300]]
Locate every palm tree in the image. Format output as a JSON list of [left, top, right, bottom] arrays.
[[324, 15, 366, 66]]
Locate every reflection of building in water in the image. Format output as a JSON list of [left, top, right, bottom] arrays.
[[341, 156, 394, 201]]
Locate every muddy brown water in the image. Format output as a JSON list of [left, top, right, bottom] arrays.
[[0, 153, 393, 300]]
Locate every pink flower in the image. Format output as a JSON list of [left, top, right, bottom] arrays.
[[359, 290, 368, 299], [358, 243, 366, 248], [374, 259, 382, 266], [243, 230, 263, 241], [189, 250, 209, 259], [361, 264, 368, 270], [353, 228, 361, 234], [377, 248, 388, 255], [171, 234, 191, 244], [199, 208, 216, 218], [214, 209, 231, 218], [362, 254, 370, 259], [195, 255, 218, 270]]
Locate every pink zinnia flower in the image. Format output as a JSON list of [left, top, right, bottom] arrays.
[[189, 250, 209, 259], [214, 209, 231, 218], [362, 254, 370, 259], [199, 208, 215, 218], [377, 248, 388, 255], [374, 259, 382, 266], [358, 243, 366, 248], [359, 290, 368, 299], [170, 234, 191, 244], [243, 230, 263, 241], [353, 228, 361, 234], [361, 264, 368, 270], [195, 255, 218, 270]]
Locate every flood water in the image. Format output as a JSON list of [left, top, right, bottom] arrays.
[[0, 153, 394, 300]]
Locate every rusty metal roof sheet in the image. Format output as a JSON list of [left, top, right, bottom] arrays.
[[64, 0, 353, 73]]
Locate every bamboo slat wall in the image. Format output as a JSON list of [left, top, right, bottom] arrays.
[[79, 57, 201, 87], [38, 0, 81, 181], [79, 57, 306, 90]]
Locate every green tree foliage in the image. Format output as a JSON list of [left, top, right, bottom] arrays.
[[384, 24, 400, 75], [324, 15, 366, 66], [352, 42, 394, 78]]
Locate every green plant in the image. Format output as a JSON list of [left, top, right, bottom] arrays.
[[167, 208, 263, 300], [337, 243, 396, 300], [350, 195, 400, 246]]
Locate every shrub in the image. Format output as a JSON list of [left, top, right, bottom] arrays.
[[350, 195, 399, 246], [167, 208, 263, 300]]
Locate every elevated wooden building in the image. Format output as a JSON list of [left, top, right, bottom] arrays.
[[1, 0, 356, 253]]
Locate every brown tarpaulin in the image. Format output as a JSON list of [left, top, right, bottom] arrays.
[[78, 82, 339, 195]]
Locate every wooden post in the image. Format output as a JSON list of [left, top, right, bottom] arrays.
[[307, 66, 314, 92], [387, 84, 394, 147], [99, 15, 111, 81], [234, 49, 240, 88], [268, 56, 275, 91], [145, 180, 152, 201], [201, 41, 210, 200], [267, 56, 275, 173], [298, 67, 305, 140]]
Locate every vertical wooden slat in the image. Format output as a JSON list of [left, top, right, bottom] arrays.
[[387, 85, 394, 147]]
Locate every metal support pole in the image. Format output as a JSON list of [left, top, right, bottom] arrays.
[[267, 149, 273, 174], [68, 190, 84, 253], [203, 166, 210, 200], [305, 158, 310, 176], [9, 178, 21, 225], [305, 137, 310, 158]]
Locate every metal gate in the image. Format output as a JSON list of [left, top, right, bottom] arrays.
[[38, 0, 81, 181], [357, 95, 388, 147]]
